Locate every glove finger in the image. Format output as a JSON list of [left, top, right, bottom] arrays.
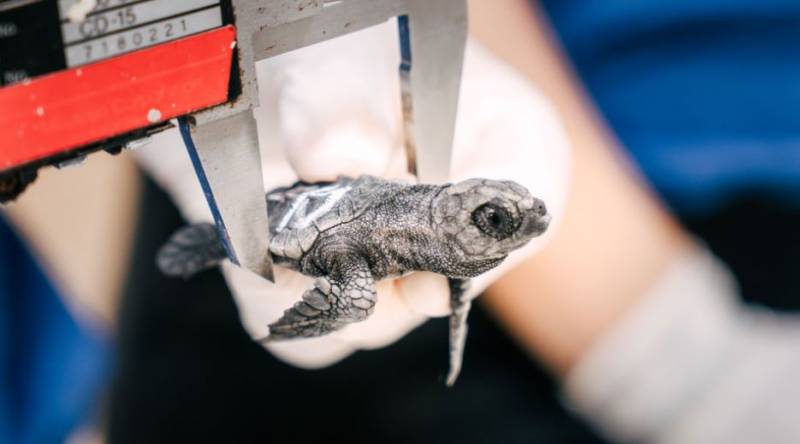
[[285, 121, 395, 183], [265, 335, 356, 370], [264, 20, 401, 182], [221, 261, 363, 368], [220, 261, 311, 339], [335, 279, 428, 350], [133, 129, 212, 223], [398, 272, 452, 318]]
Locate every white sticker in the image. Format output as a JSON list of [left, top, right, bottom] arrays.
[[59, 0, 141, 20], [63, 5, 223, 67], [60, 0, 220, 44]]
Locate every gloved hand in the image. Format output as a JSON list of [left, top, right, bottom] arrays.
[[135, 21, 570, 368]]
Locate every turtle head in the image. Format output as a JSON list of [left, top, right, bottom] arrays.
[[431, 178, 550, 277]]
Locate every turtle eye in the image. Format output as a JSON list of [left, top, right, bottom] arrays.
[[471, 203, 517, 240]]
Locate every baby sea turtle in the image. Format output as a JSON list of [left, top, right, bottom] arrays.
[[157, 175, 550, 385]]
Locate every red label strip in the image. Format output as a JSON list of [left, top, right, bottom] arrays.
[[0, 25, 236, 170]]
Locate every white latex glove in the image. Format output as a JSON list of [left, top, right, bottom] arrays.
[[565, 247, 800, 444], [135, 21, 570, 368]]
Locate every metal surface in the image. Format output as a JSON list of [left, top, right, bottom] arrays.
[[181, 0, 467, 280], [191, 0, 325, 126], [400, 0, 467, 183], [180, 113, 275, 281], [250, 0, 467, 184], [252, 0, 406, 59]]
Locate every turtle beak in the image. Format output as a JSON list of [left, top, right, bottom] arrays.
[[521, 198, 550, 237]]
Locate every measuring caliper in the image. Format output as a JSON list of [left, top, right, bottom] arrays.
[[0, 0, 467, 281]]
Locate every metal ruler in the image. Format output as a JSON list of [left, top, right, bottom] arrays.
[[0, 0, 468, 282], [0, 0, 239, 198], [1, 0, 232, 83]]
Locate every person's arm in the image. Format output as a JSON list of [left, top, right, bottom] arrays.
[[471, 0, 691, 375], [471, 2, 800, 443]]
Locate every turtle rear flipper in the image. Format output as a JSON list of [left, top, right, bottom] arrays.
[[157, 223, 227, 278], [447, 278, 472, 386]]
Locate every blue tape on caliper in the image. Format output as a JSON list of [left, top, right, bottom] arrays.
[[178, 117, 240, 266], [398, 15, 412, 73]]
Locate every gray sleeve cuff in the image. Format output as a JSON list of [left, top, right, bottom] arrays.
[[562, 248, 800, 444]]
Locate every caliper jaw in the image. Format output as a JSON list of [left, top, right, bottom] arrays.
[[399, 0, 468, 184], [181, 0, 467, 282], [179, 113, 274, 281]]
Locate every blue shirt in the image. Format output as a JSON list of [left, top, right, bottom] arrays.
[[0, 218, 108, 444], [539, 0, 800, 215]]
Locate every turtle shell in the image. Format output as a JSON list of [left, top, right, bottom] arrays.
[[265, 176, 385, 261]]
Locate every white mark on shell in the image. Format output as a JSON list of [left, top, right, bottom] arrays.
[[147, 108, 162, 123], [298, 185, 350, 229], [277, 194, 310, 231], [35, 106, 44, 117], [276, 184, 351, 231]]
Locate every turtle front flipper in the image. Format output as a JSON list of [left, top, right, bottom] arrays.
[[262, 255, 376, 341], [446, 278, 472, 386], [157, 223, 227, 278]]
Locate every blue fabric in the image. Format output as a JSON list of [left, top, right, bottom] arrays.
[[0, 218, 108, 444], [539, 0, 800, 215]]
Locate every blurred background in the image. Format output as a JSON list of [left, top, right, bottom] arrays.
[[2, 0, 800, 443]]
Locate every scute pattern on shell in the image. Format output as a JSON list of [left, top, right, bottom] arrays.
[[266, 176, 396, 261]]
